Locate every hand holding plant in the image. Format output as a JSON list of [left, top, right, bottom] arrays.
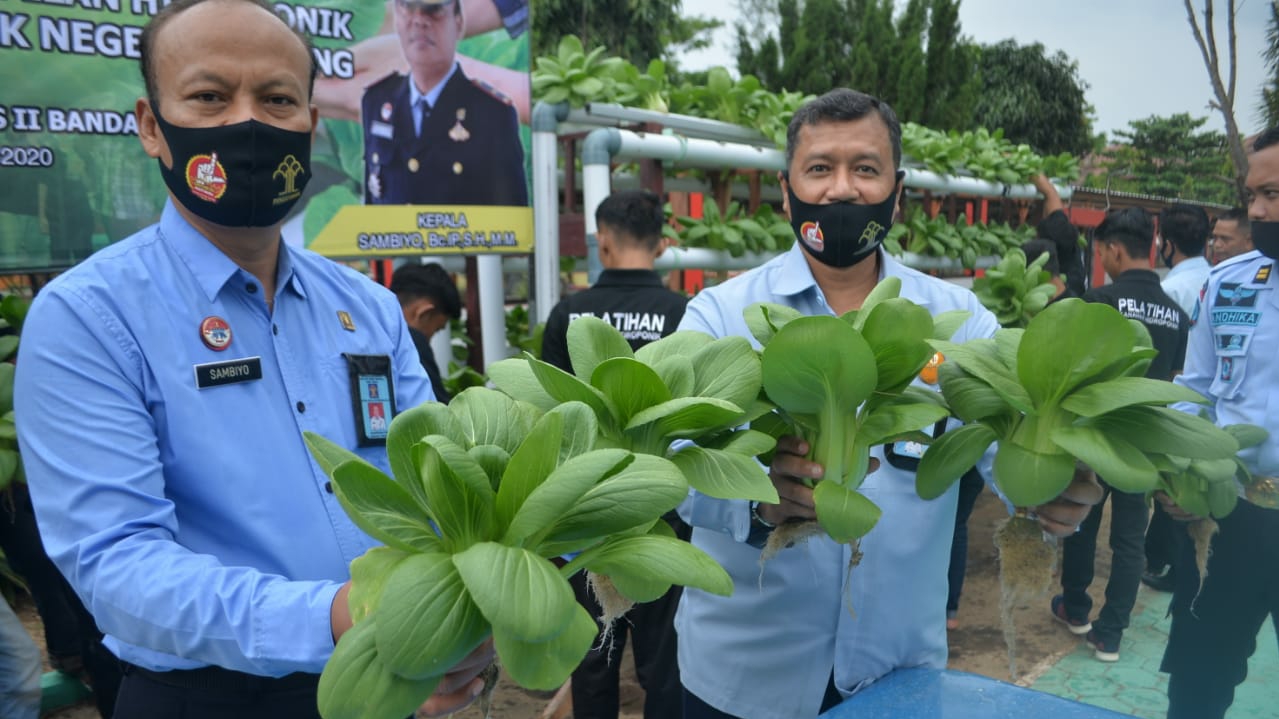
[[304, 386, 734, 719]]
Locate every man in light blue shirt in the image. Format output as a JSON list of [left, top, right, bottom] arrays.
[[14, 0, 490, 716], [674, 89, 1101, 719], [1159, 203, 1212, 315]]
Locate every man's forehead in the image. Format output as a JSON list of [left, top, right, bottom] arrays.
[[795, 118, 889, 154], [1247, 144, 1279, 186]]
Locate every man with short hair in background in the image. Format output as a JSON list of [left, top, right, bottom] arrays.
[[1159, 203, 1212, 315], [541, 189, 689, 719], [390, 262, 462, 402], [1210, 208, 1253, 265]]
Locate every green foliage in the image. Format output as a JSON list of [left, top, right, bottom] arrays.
[[488, 317, 780, 503], [901, 123, 1080, 184], [530, 39, 811, 146], [747, 278, 952, 542], [883, 207, 1037, 268], [917, 299, 1241, 508], [530, 0, 720, 72], [1084, 114, 1235, 205], [531, 36, 627, 108], [972, 40, 1096, 157], [1262, 1, 1279, 129], [971, 249, 1058, 328], [306, 387, 735, 718], [663, 201, 794, 257]]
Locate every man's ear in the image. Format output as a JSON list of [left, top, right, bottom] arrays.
[[136, 97, 165, 161], [779, 172, 791, 220]]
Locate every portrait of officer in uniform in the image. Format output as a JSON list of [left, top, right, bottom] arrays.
[[361, 0, 529, 206]]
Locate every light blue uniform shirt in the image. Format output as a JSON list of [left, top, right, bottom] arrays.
[[1162, 255, 1211, 316], [14, 202, 433, 676], [675, 245, 999, 719], [1173, 249, 1279, 484]]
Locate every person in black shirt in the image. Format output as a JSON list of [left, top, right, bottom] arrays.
[[1052, 208, 1189, 662], [542, 189, 688, 719], [389, 262, 461, 402], [541, 190, 687, 370], [1032, 174, 1086, 298]]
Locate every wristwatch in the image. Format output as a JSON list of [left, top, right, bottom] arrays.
[[745, 501, 776, 549]]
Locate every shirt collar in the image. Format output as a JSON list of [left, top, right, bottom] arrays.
[[596, 269, 664, 287], [409, 62, 458, 110], [158, 199, 305, 302], [770, 244, 933, 309], [1167, 255, 1209, 279]]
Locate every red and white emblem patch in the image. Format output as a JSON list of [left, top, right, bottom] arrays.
[[200, 316, 233, 351], [185, 153, 228, 203], [381, 102, 393, 122], [799, 221, 824, 251]]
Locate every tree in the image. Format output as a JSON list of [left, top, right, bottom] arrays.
[[736, 0, 978, 131], [1184, 0, 1250, 205], [971, 40, 1094, 157], [1261, 0, 1279, 129], [531, 0, 720, 72], [1085, 114, 1236, 206]]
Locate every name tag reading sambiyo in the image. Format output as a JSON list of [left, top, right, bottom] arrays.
[[194, 356, 263, 389]]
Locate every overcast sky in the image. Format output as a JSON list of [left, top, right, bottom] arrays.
[[678, 0, 1271, 139]]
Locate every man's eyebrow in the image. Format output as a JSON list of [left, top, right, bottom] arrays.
[[799, 149, 884, 165]]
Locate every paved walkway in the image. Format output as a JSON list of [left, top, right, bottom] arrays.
[[1028, 584, 1279, 718]]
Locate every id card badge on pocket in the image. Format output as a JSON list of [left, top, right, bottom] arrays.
[[344, 353, 396, 447]]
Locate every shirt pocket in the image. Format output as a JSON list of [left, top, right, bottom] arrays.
[[1207, 282, 1273, 401]]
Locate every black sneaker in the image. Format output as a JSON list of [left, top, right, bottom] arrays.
[[1141, 566, 1175, 593], [1050, 594, 1092, 635], [1086, 629, 1120, 662]]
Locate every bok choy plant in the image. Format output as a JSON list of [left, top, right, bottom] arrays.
[[914, 297, 1244, 676], [487, 316, 781, 505], [743, 277, 970, 558], [304, 387, 732, 719]]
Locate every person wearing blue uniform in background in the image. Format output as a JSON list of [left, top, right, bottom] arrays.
[[361, 0, 528, 206], [672, 89, 1103, 719], [13, 0, 492, 716], [1160, 126, 1279, 719]]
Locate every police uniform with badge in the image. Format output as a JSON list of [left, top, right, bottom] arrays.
[[361, 62, 527, 206], [1162, 247, 1279, 717]]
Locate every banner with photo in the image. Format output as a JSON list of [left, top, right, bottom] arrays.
[[0, 0, 532, 272]]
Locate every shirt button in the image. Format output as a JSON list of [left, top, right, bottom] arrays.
[[272, 324, 279, 336], [296, 401, 306, 413], [324, 481, 333, 494], [246, 282, 258, 294]]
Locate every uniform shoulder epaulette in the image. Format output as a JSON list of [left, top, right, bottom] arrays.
[[470, 77, 513, 106], [363, 70, 405, 94]]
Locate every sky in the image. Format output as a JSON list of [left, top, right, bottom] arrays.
[[677, 0, 1272, 139]]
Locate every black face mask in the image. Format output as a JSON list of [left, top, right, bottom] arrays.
[[786, 173, 903, 268], [153, 107, 312, 228], [1158, 238, 1176, 269], [1253, 221, 1279, 259]]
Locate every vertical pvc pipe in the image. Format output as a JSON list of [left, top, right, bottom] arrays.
[[531, 102, 568, 322], [581, 128, 622, 284], [477, 254, 506, 370]]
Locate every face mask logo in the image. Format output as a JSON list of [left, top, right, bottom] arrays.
[[185, 153, 228, 203], [272, 155, 306, 206], [799, 221, 824, 251], [785, 171, 902, 269]]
